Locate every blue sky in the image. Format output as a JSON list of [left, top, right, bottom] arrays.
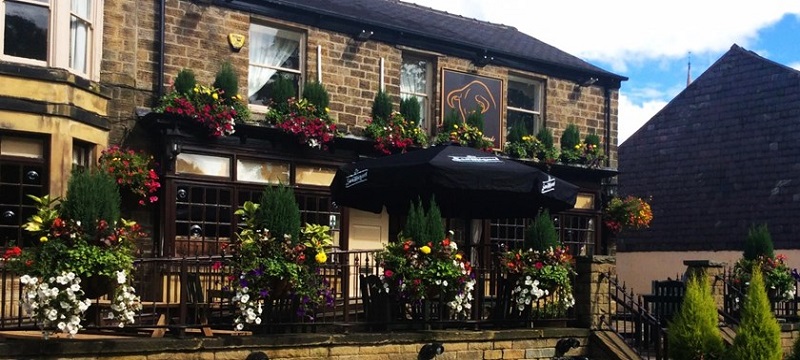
[[403, 0, 800, 144]]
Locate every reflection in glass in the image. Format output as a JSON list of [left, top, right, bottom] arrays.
[[4, 1, 48, 61], [176, 153, 231, 177], [295, 165, 336, 186], [248, 24, 302, 106], [236, 159, 289, 184]]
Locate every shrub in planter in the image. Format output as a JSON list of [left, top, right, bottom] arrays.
[[173, 68, 196, 95], [399, 96, 421, 127], [371, 90, 393, 123], [256, 184, 301, 244], [524, 210, 559, 251], [213, 61, 239, 101], [728, 266, 782, 360], [302, 81, 330, 112], [744, 223, 774, 260], [667, 272, 725, 360]]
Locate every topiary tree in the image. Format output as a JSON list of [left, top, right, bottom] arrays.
[[743, 223, 774, 261], [507, 121, 528, 144], [256, 184, 301, 243], [213, 61, 239, 101], [667, 272, 725, 360], [560, 124, 581, 151], [61, 170, 121, 239], [399, 96, 421, 127], [371, 90, 393, 123], [442, 109, 460, 132], [536, 127, 554, 150], [268, 75, 296, 113], [403, 198, 425, 243], [423, 197, 444, 244], [465, 108, 484, 131], [728, 266, 782, 360], [302, 81, 330, 111], [524, 210, 560, 251], [173, 68, 196, 95]]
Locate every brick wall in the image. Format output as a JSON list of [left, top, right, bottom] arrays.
[[102, 0, 619, 161]]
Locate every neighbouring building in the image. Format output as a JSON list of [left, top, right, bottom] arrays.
[[617, 44, 800, 293], [1, 0, 625, 268]]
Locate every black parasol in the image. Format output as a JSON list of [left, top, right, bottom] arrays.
[[330, 145, 578, 218]]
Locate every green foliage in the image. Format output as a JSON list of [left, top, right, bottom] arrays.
[[423, 197, 445, 244], [403, 199, 425, 244], [728, 266, 782, 360], [667, 273, 725, 360], [371, 90, 393, 123], [524, 210, 560, 251], [256, 185, 301, 244], [743, 224, 774, 261], [442, 109, 460, 132], [399, 96, 421, 127], [61, 170, 121, 237], [269, 75, 296, 113], [213, 61, 239, 101], [173, 68, 196, 95], [507, 121, 528, 144], [465, 109, 484, 131], [585, 133, 601, 148], [302, 81, 330, 110], [788, 334, 800, 360], [536, 127, 554, 149], [560, 124, 581, 150]]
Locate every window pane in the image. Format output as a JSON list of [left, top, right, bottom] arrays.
[[176, 153, 231, 177], [401, 58, 427, 94], [506, 110, 541, 137], [248, 71, 300, 106], [70, 17, 89, 73], [236, 159, 290, 184], [4, 1, 48, 61], [295, 165, 336, 186], [508, 80, 539, 111], [248, 24, 302, 104]]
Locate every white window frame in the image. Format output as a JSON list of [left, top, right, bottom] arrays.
[[400, 53, 433, 130], [247, 22, 305, 113], [0, 0, 103, 81], [506, 75, 543, 135]]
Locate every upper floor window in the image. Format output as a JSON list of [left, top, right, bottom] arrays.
[[506, 76, 543, 137], [248, 23, 303, 107], [400, 54, 432, 129], [1, 0, 102, 80]]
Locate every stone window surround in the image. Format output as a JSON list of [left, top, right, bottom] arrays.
[[0, 0, 104, 81]]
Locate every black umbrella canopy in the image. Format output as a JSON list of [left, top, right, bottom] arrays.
[[330, 145, 578, 219]]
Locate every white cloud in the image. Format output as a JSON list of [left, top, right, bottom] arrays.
[[617, 94, 667, 145], [402, 0, 800, 70], [790, 62, 800, 71]]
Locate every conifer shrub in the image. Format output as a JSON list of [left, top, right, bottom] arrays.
[[667, 273, 724, 360], [213, 61, 239, 101], [399, 96, 421, 127], [560, 124, 581, 151], [61, 170, 121, 238], [524, 210, 560, 251], [728, 266, 782, 360], [423, 197, 444, 244], [442, 109, 460, 132], [371, 90, 393, 123], [302, 81, 330, 110], [173, 68, 197, 95], [507, 122, 528, 144], [743, 223, 774, 261], [256, 184, 301, 243], [788, 335, 800, 360], [403, 199, 424, 243], [465, 108, 485, 131], [585, 133, 601, 148], [269, 75, 296, 113], [536, 127, 554, 149]]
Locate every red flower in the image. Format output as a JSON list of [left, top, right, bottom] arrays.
[[211, 261, 222, 271], [3, 246, 21, 259], [384, 269, 394, 278], [535, 262, 543, 270]]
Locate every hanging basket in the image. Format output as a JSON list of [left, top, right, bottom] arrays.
[[82, 274, 115, 299]]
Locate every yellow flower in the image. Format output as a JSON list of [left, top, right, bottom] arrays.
[[235, 94, 242, 100], [193, 86, 199, 93], [455, 254, 462, 260], [39, 236, 48, 243], [315, 252, 328, 264], [325, 107, 330, 113], [420, 245, 431, 254], [212, 93, 218, 100], [574, 144, 581, 150]]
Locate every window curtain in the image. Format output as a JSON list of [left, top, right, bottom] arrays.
[[69, 0, 91, 73], [248, 26, 299, 99], [400, 59, 428, 123]]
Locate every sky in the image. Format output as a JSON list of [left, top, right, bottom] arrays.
[[402, 0, 800, 144]]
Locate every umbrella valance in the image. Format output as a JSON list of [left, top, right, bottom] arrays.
[[330, 145, 578, 219]]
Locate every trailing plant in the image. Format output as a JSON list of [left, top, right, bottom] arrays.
[[728, 266, 782, 360], [399, 96, 421, 127], [173, 68, 196, 95], [732, 225, 795, 301], [524, 210, 560, 251], [371, 90, 393, 123], [213, 61, 239, 101], [603, 195, 653, 235], [155, 82, 245, 137], [302, 81, 330, 112], [667, 272, 725, 360], [98, 145, 161, 206], [364, 111, 427, 155], [498, 244, 575, 316], [270, 98, 337, 149]]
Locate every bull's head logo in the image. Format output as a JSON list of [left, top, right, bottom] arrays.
[[446, 80, 497, 122]]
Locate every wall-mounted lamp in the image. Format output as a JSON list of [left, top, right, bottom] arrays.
[[170, 142, 182, 159], [190, 224, 203, 237], [418, 343, 444, 360], [577, 77, 599, 87], [355, 30, 373, 42], [473, 50, 494, 68]]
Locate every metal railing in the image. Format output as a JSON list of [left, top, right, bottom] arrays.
[[601, 272, 668, 360], [0, 246, 577, 336], [719, 267, 800, 324]]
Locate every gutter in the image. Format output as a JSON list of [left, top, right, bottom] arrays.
[[604, 86, 612, 168], [157, 0, 166, 99]]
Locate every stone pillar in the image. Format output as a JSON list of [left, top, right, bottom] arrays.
[[683, 260, 727, 309], [574, 255, 616, 329]]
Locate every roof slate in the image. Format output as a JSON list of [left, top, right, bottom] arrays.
[[238, 0, 624, 84], [617, 44, 800, 252]]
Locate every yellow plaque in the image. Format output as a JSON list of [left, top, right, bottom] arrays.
[[228, 33, 245, 51]]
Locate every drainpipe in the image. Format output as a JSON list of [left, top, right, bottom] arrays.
[[157, 0, 166, 99], [603, 86, 611, 168]]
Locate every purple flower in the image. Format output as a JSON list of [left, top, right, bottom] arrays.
[[260, 289, 269, 298], [239, 279, 249, 288]]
